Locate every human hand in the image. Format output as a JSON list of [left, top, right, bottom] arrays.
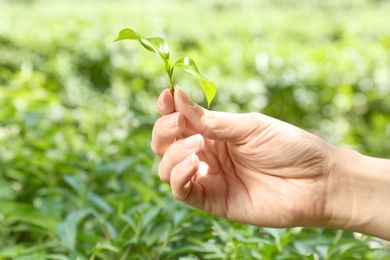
[[151, 86, 338, 228]]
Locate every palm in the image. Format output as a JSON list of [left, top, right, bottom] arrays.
[[188, 122, 329, 227]]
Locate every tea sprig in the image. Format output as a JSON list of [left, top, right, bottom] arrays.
[[114, 28, 216, 107]]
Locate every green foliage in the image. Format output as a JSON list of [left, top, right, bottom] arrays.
[[114, 28, 216, 107], [0, 0, 389, 259]]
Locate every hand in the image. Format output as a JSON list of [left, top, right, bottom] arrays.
[[151, 86, 335, 228]]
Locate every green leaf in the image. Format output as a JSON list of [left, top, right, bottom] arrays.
[[92, 241, 120, 253], [200, 78, 217, 108], [0, 242, 59, 258], [114, 28, 170, 73], [212, 220, 228, 243], [87, 191, 113, 213], [113, 28, 139, 41], [0, 201, 59, 232], [57, 209, 92, 251], [173, 57, 216, 107], [140, 37, 169, 61], [115, 28, 217, 106], [141, 207, 161, 230]]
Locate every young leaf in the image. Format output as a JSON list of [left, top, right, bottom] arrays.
[[114, 28, 217, 106], [141, 37, 169, 62], [200, 78, 217, 109], [114, 28, 170, 74], [113, 28, 139, 41], [173, 57, 216, 107]]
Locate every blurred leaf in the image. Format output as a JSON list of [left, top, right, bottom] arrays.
[[0, 242, 59, 258], [172, 210, 187, 226], [57, 209, 92, 251], [212, 220, 228, 243], [97, 157, 135, 175], [261, 243, 279, 258], [294, 240, 320, 255], [87, 191, 113, 213], [130, 181, 164, 203], [233, 231, 271, 244], [0, 201, 58, 232], [90, 209, 118, 241], [120, 214, 137, 234], [203, 252, 227, 259], [144, 222, 171, 247], [141, 206, 161, 230], [45, 255, 71, 260], [262, 228, 287, 252], [251, 251, 263, 260], [63, 175, 86, 195], [92, 241, 120, 253], [326, 239, 378, 259]]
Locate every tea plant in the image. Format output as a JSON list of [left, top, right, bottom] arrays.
[[1, 0, 390, 259], [114, 28, 216, 107]]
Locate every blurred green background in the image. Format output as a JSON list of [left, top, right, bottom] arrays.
[[0, 0, 390, 259]]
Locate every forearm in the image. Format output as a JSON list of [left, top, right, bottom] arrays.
[[326, 146, 390, 240]]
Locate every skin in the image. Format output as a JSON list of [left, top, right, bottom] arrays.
[[151, 86, 390, 240]]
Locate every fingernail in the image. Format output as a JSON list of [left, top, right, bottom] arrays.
[[181, 134, 200, 150], [181, 153, 195, 169], [163, 113, 179, 129], [176, 86, 195, 107]]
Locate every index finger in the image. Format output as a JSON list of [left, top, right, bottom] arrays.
[[151, 112, 186, 157]]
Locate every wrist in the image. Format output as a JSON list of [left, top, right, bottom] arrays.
[[325, 146, 390, 240]]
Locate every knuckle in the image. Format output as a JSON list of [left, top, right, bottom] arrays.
[[171, 185, 185, 201], [171, 190, 183, 201], [202, 110, 218, 133], [171, 183, 191, 202]]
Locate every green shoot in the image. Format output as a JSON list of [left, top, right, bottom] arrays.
[[114, 28, 216, 107]]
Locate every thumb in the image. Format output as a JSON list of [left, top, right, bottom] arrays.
[[173, 86, 272, 144]]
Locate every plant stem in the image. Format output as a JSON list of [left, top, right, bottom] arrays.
[[168, 68, 174, 94], [169, 81, 174, 94]]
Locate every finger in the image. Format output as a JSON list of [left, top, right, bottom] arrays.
[[157, 88, 175, 116], [170, 154, 206, 210], [151, 112, 186, 157], [173, 86, 273, 144], [158, 134, 204, 184], [170, 153, 199, 201]]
